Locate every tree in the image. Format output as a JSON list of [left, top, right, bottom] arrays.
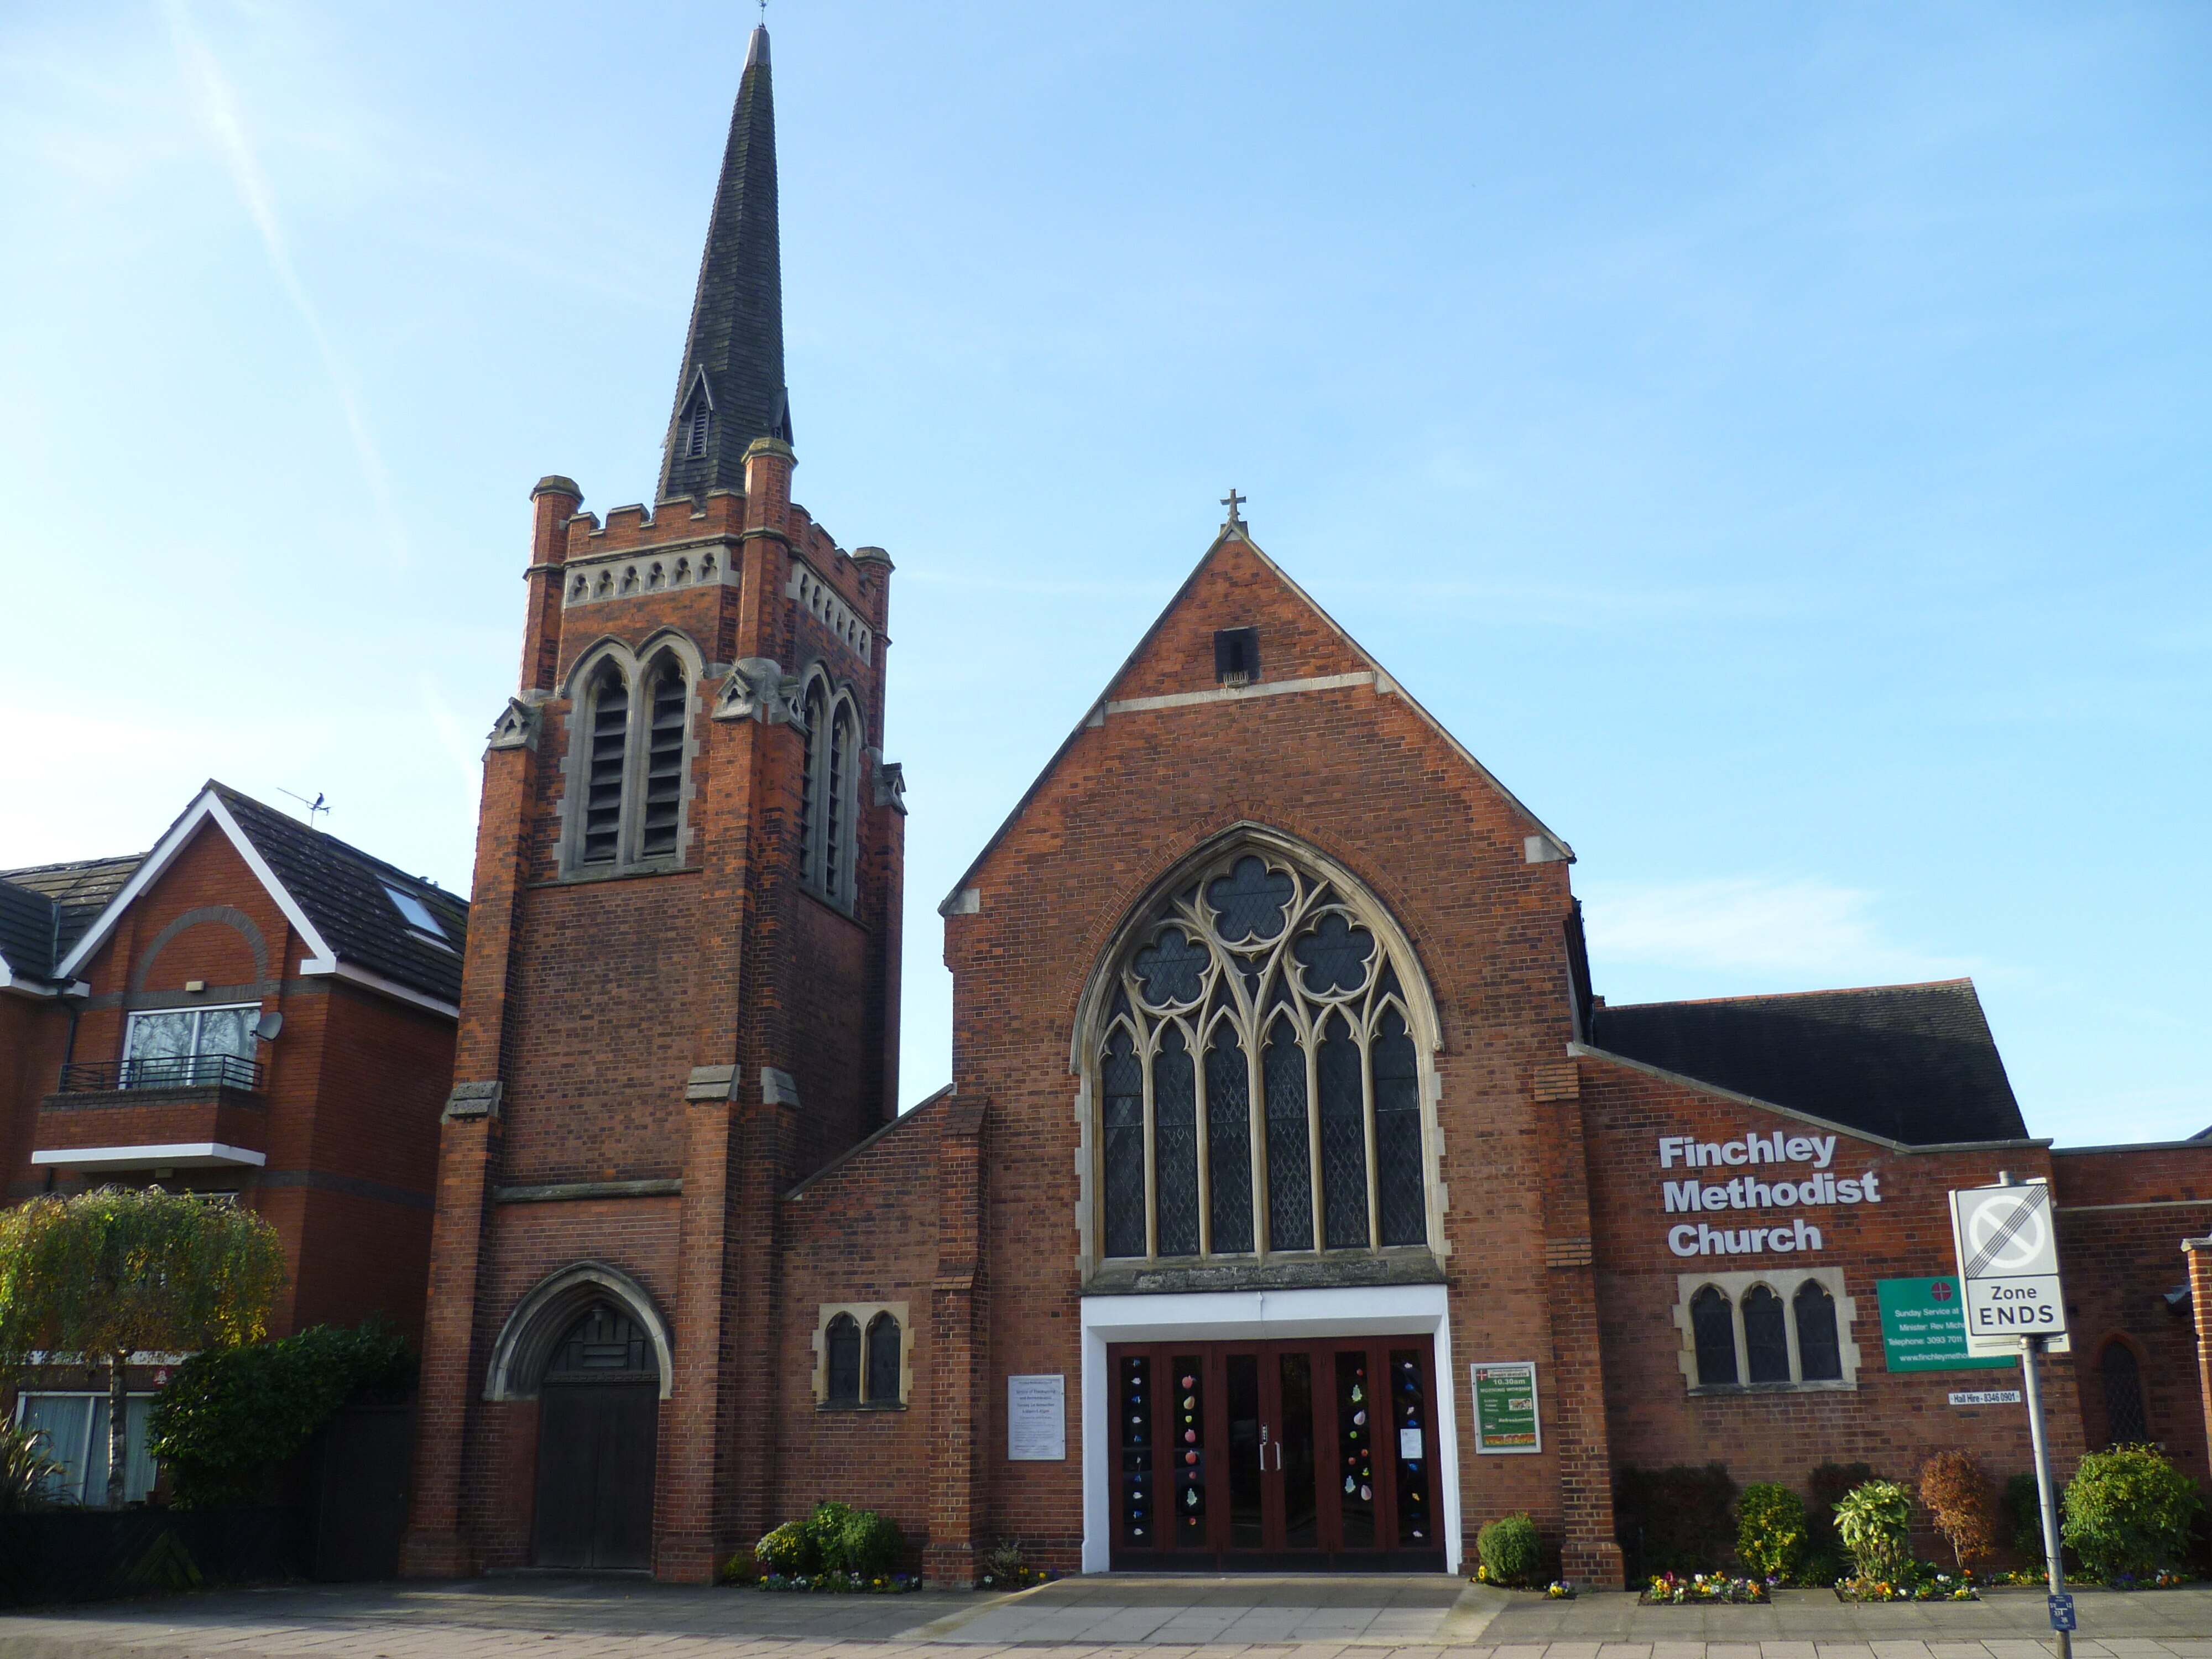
[[0, 1188, 285, 1507]]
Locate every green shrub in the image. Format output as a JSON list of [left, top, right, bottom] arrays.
[[1834, 1480, 1915, 1583], [805, 1501, 860, 1571], [755, 1520, 817, 1576], [2063, 1446, 2201, 1582], [1613, 1464, 1737, 1577], [147, 1318, 414, 1507], [1807, 1461, 1875, 1561], [1736, 1483, 1807, 1581], [838, 1508, 905, 1578], [1478, 1512, 1544, 1587]]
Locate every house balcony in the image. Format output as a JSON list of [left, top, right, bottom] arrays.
[[34, 1057, 268, 1173]]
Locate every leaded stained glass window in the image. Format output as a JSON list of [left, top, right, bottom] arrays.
[[825, 1313, 861, 1404], [1091, 847, 1432, 1263]]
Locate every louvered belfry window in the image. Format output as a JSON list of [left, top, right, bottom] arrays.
[[685, 399, 709, 460], [1094, 849, 1432, 1263], [797, 675, 860, 911], [581, 664, 629, 864], [639, 659, 688, 858]]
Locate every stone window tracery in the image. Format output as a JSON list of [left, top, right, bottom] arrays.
[[1088, 848, 1437, 1266], [562, 639, 698, 875], [812, 1301, 910, 1408], [1675, 1267, 1859, 1392]]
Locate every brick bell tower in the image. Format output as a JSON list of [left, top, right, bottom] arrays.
[[403, 23, 905, 1583]]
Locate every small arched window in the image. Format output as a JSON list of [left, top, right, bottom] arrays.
[[1692, 1286, 1738, 1386], [639, 656, 688, 859], [865, 1313, 900, 1404], [1794, 1281, 1842, 1380], [825, 1314, 861, 1405], [1743, 1285, 1790, 1383], [581, 664, 629, 865], [2102, 1341, 2149, 1444]]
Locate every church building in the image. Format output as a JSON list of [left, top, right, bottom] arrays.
[[401, 24, 2212, 1587]]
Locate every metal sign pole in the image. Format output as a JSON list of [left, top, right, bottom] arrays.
[[2017, 1335, 2070, 1657]]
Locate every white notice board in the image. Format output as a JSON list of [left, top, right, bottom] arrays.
[[1006, 1373, 1066, 1460]]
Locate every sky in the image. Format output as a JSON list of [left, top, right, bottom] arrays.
[[1, 3, 2206, 1148]]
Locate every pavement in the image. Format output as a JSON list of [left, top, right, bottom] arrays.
[[4, 1575, 2212, 1659]]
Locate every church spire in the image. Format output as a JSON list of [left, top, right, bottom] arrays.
[[660, 23, 790, 504]]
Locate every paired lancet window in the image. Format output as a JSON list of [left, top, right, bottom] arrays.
[[1092, 849, 1433, 1265], [798, 673, 860, 909], [817, 1305, 906, 1407], [571, 647, 695, 871]]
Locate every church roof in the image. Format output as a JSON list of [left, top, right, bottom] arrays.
[[659, 23, 790, 504], [1588, 979, 2030, 1148]]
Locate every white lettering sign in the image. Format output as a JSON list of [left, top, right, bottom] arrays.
[[1949, 1389, 2023, 1406], [1652, 1134, 1883, 1256], [1006, 1374, 1066, 1460]]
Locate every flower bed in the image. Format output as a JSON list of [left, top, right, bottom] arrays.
[[755, 1571, 921, 1594], [1834, 1568, 1977, 1603], [979, 1566, 1058, 1589], [1641, 1572, 1768, 1604]]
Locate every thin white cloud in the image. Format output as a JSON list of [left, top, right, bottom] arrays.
[[1578, 874, 1970, 988], [158, 0, 406, 566]]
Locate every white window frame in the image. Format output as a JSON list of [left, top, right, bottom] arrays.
[[13, 1391, 159, 1505], [1673, 1266, 1861, 1392]]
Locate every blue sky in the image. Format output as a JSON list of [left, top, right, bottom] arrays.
[[2, 3, 2205, 1146]]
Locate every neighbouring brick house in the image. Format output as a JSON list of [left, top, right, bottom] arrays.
[[0, 782, 466, 1502], [401, 20, 2212, 1588]]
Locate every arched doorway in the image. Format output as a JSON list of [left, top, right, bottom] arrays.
[[531, 1302, 661, 1569]]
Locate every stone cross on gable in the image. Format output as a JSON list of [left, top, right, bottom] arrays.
[[1221, 488, 1245, 526]]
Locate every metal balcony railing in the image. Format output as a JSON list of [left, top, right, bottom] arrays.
[[57, 1055, 265, 1094]]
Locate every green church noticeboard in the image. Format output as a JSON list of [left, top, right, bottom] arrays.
[[1877, 1277, 2016, 1372], [1470, 1361, 1541, 1454]]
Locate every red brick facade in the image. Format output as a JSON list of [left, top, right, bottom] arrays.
[[2, 802, 460, 1345]]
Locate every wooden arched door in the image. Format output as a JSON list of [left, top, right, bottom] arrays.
[[531, 1303, 660, 1569]]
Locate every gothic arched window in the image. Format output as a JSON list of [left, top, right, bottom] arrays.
[[798, 674, 860, 910], [581, 662, 629, 866], [2101, 1340, 2149, 1444], [1691, 1286, 1738, 1386], [639, 654, 690, 859], [1090, 847, 1434, 1264], [825, 1313, 861, 1405], [865, 1312, 900, 1404], [1794, 1280, 1842, 1380], [1742, 1285, 1790, 1383]]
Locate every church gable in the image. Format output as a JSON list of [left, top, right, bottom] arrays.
[[943, 518, 1571, 916]]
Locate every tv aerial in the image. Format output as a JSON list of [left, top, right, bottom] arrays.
[[279, 789, 329, 831]]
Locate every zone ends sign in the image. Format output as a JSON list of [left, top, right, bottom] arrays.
[[1948, 1180, 2071, 1357]]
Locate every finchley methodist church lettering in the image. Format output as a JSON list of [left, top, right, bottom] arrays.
[[1656, 1133, 1882, 1258]]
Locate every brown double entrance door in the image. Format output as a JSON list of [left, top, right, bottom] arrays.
[[1109, 1335, 1443, 1572]]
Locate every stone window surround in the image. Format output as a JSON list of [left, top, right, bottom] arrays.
[[1070, 827, 1451, 1285], [796, 665, 863, 914], [1673, 1265, 1861, 1394], [553, 630, 705, 878], [811, 1300, 911, 1410]]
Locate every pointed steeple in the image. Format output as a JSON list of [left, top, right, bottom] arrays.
[[660, 23, 791, 503]]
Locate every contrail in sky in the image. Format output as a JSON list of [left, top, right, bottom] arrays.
[[159, 0, 409, 566]]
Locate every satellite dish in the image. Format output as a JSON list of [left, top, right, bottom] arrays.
[[253, 1011, 284, 1044]]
